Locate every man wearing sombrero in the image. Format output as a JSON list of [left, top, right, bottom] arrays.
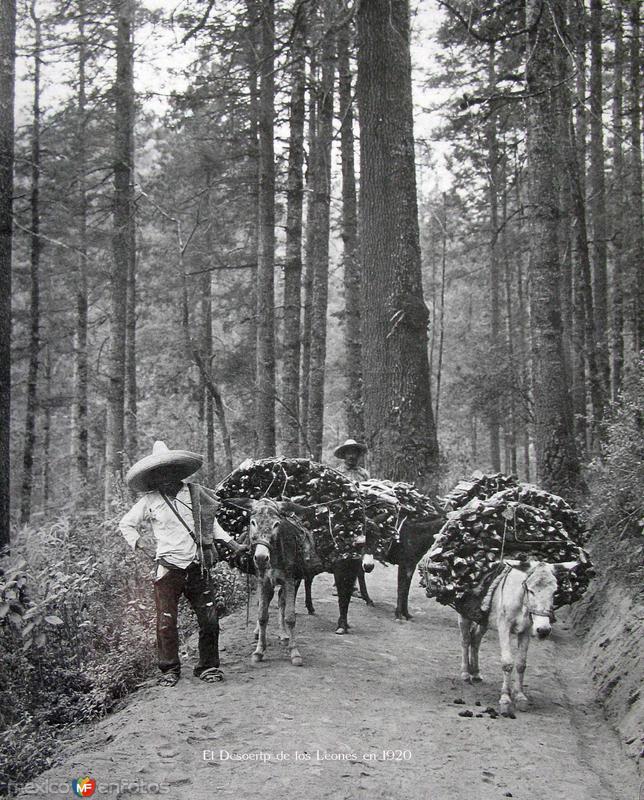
[[334, 438, 370, 482], [119, 441, 247, 687]]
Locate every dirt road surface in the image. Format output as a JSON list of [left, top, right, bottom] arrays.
[[18, 566, 640, 800]]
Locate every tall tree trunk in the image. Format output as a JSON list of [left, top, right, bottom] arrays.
[[487, 42, 501, 472], [569, 0, 588, 446], [254, 0, 276, 456], [41, 344, 51, 509], [0, 0, 16, 548], [307, 1, 335, 461], [502, 166, 518, 476], [245, 0, 259, 381], [20, 1, 42, 525], [338, 15, 363, 441], [524, 0, 581, 497], [71, 1, 89, 494], [434, 194, 447, 431], [299, 48, 317, 456], [356, 0, 439, 492], [281, 0, 307, 455], [589, 0, 609, 417], [624, 2, 642, 363], [105, 0, 134, 512], [124, 191, 137, 463], [610, 0, 624, 401], [202, 181, 215, 479]]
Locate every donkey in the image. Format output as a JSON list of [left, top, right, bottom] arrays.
[[330, 524, 380, 635], [458, 560, 580, 715], [233, 498, 310, 666]]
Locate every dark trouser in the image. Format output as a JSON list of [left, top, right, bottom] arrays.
[[153, 562, 220, 676]]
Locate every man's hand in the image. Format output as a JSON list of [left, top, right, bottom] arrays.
[[202, 545, 218, 569], [227, 540, 250, 554], [135, 540, 156, 562]]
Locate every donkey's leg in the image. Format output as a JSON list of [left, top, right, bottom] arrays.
[[277, 584, 289, 643], [396, 563, 415, 620], [497, 622, 515, 715], [284, 578, 303, 666], [458, 615, 473, 682], [358, 569, 375, 607], [252, 578, 274, 663], [304, 575, 315, 615], [514, 631, 531, 711], [469, 621, 486, 682], [334, 562, 356, 634]]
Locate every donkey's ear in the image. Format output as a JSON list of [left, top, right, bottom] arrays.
[[505, 558, 533, 572], [223, 497, 255, 511], [553, 561, 580, 576], [278, 500, 315, 518]]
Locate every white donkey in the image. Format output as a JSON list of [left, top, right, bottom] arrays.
[[458, 560, 579, 715]]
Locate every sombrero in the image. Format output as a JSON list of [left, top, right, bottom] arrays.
[[125, 441, 204, 492], [333, 438, 367, 459]]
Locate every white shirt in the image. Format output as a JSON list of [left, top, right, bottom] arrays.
[[119, 484, 232, 570]]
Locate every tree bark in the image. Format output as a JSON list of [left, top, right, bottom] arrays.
[[486, 42, 501, 472], [124, 187, 137, 464], [338, 15, 364, 442], [624, 2, 642, 363], [307, 1, 335, 461], [610, 0, 624, 401], [105, 0, 134, 512], [356, 0, 439, 492], [0, 0, 16, 548], [20, 0, 42, 525], [254, 0, 276, 456], [524, 0, 581, 497], [589, 0, 609, 415], [71, 1, 89, 494], [434, 194, 447, 431], [202, 181, 215, 480], [281, 0, 307, 455], [299, 47, 317, 456]]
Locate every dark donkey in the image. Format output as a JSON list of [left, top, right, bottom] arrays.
[[231, 497, 379, 639], [303, 515, 445, 622]]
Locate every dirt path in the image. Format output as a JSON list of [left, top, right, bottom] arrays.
[[18, 566, 640, 800]]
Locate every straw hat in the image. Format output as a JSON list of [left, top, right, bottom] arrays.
[[333, 438, 367, 459], [125, 441, 204, 492]]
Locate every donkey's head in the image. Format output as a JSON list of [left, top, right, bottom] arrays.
[[356, 520, 381, 574], [508, 560, 580, 639], [226, 497, 313, 574]]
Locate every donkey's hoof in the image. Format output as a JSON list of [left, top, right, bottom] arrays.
[[306, 607, 316, 616], [471, 674, 483, 683], [404, 612, 413, 620], [461, 672, 472, 683], [499, 700, 515, 718], [515, 694, 529, 712], [251, 652, 264, 663], [335, 627, 347, 635], [365, 600, 375, 607], [291, 655, 303, 667]]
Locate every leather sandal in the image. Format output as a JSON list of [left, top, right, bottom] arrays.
[[198, 667, 224, 683], [158, 672, 180, 687]]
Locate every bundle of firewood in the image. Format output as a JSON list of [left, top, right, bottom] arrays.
[[440, 470, 519, 511], [420, 477, 594, 613], [357, 479, 442, 561], [213, 458, 365, 570]]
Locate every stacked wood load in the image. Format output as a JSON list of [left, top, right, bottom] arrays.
[[213, 458, 366, 571], [420, 473, 594, 617], [357, 479, 443, 561]]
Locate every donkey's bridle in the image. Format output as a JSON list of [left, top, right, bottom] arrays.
[[521, 569, 553, 618]]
